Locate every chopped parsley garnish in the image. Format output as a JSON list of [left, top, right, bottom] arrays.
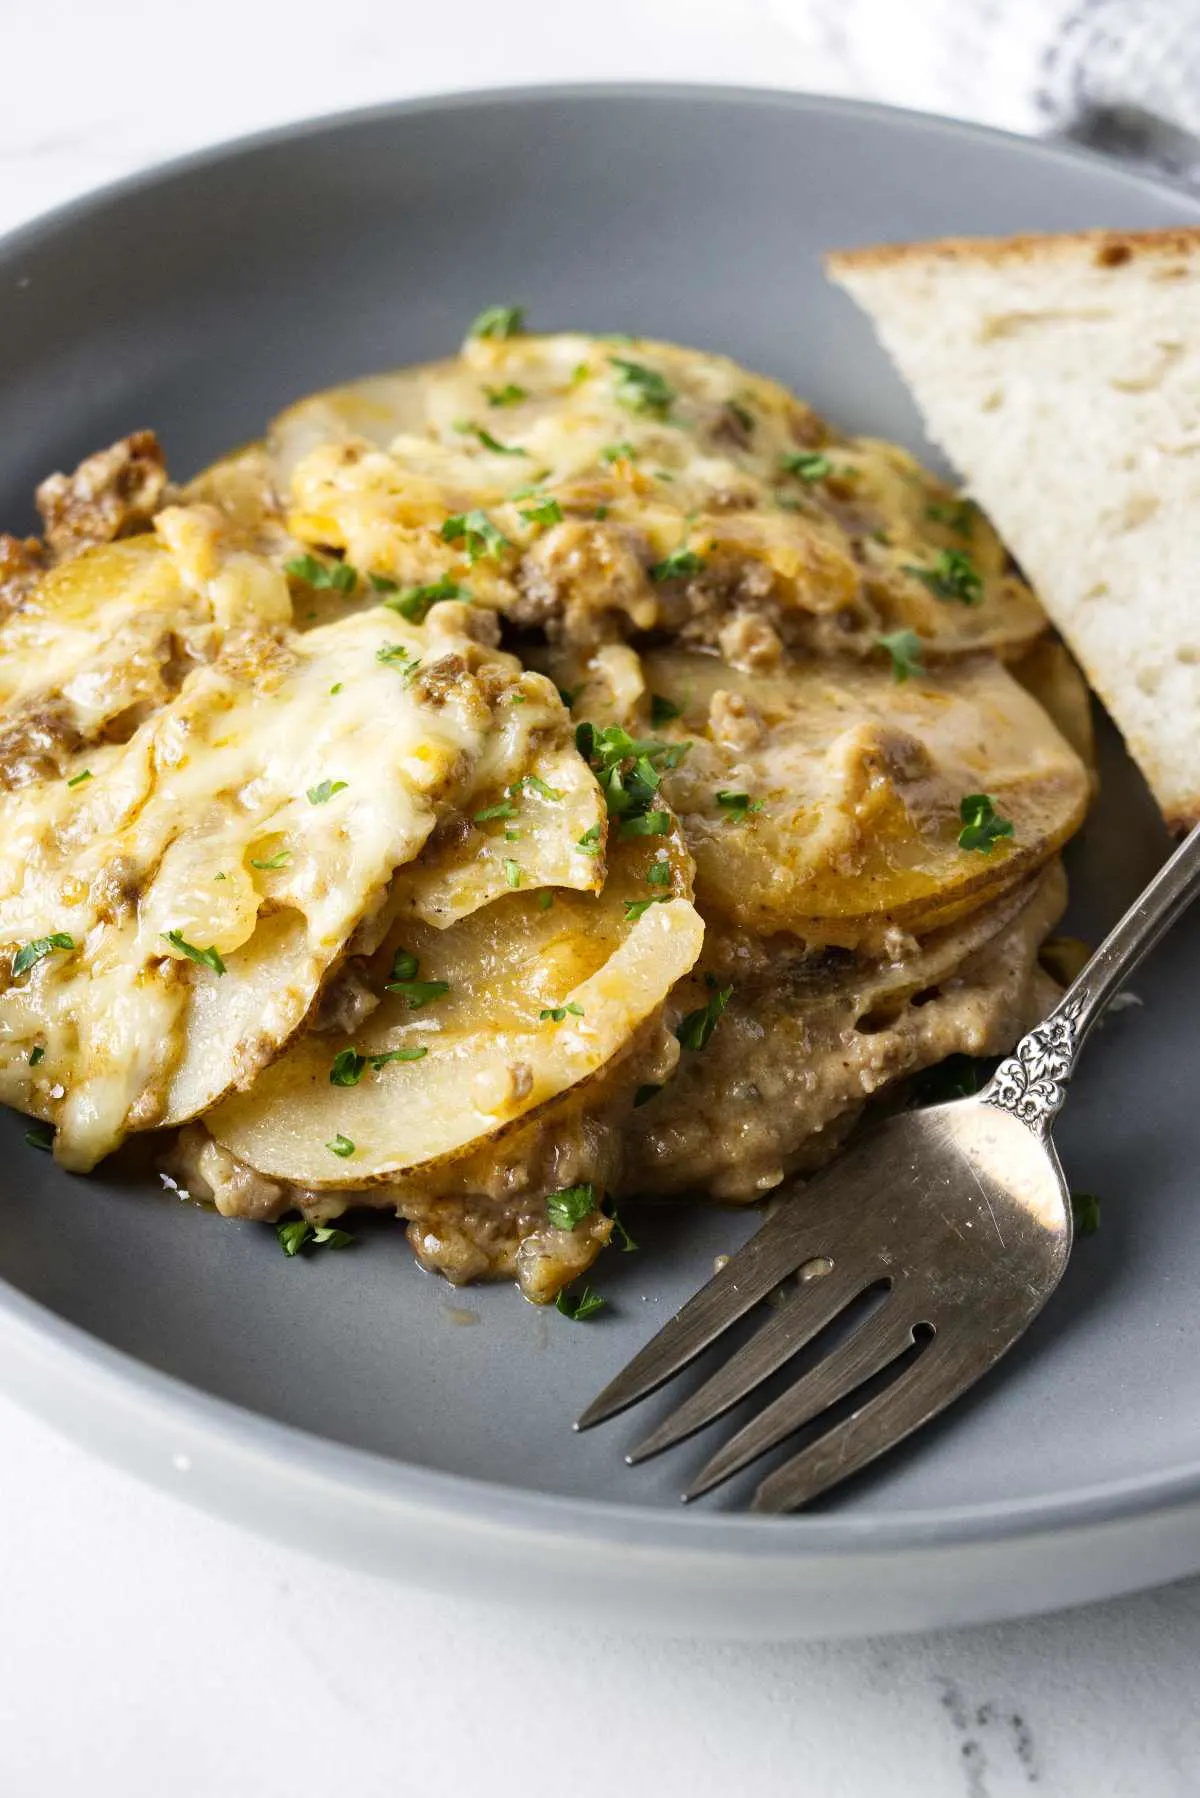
[[646, 859, 671, 887], [504, 858, 522, 889], [676, 984, 732, 1051], [609, 357, 674, 418], [1071, 1191, 1101, 1238], [329, 683, 344, 695], [307, 779, 348, 805], [505, 829, 520, 843], [509, 773, 564, 802], [957, 793, 1014, 854], [545, 1183, 597, 1230], [577, 823, 603, 856], [715, 789, 763, 824], [519, 497, 564, 526], [441, 509, 511, 564], [600, 441, 638, 465], [484, 382, 528, 407], [277, 1216, 354, 1256], [926, 499, 976, 538], [650, 694, 681, 725], [383, 576, 469, 623], [13, 934, 75, 977], [727, 399, 755, 434], [368, 572, 398, 594], [66, 769, 92, 788], [474, 798, 518, 823], [537, 891, 554, 911], [620, 810, 670, 838], [469, 304, 525, 340], [370, 1047, 427, 1068], [650, 546, 705, 582], [376, 644, 422, 683], [574, 723, 689, 832], [624, 897, 667, 921], [329, 1049, 366, 1087], [780, 451, 833, 482], [458, 421, 528, 457], [25, 1124, 53, 1152], [609, 1210, 638, 1253], [633, 1084, 661, 1107], [878, 628, 925, 682], [556, 1284, 605, 1321], [903, 548, 983, 606], [28, 1046, 44, 1067], [250, 849, 291, 870], [385, 958, 450, 1008], [540, 1002, 584, 1022], [325, 1135, 356, 1159], [162, 931, 226, 976], [594, 506, 609, 520], [285, 554, 357, 594]]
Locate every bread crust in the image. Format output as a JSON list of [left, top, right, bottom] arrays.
[[826, 227, 1200, 276]]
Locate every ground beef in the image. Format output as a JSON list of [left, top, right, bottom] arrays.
[[36, 430, 170, 561], [0, 534, 47, 617]]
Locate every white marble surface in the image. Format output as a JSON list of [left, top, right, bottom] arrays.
[[2, 3, 1200, 1794]]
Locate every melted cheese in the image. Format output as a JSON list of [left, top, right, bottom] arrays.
[[0, 605, 583, 1168]]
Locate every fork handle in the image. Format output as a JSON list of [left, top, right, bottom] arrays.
[[982, 822, 1200, 1134]]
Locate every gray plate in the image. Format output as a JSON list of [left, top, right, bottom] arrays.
[[1, 86, 1198, 1640]]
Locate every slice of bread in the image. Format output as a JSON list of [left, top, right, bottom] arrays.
[[827, 228, 1200, 829]]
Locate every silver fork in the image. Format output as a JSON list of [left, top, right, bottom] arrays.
[[577, 823, 1200, 1513]]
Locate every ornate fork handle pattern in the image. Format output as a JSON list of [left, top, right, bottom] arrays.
[[984, 822, 1200, 1138]]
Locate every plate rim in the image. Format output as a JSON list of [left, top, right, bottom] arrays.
[[3, 80, 1200, 1611]]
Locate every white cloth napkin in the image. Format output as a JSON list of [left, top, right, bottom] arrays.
[[766, 0, 1200, 181]]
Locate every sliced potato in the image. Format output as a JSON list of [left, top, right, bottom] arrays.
[[634, 648, 1089, 946], [207, 829, 701, 1187], [267, 333, 1046, 660], [0, 607, 564, 1168]]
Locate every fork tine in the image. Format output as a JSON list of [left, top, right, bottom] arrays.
[[574, 1199, 824, 1431], [626, 1263, 869, 1465], [684, 1303, 923, 1500], [751, 1350, 948, 1513]]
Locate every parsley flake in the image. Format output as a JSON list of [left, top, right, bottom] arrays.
[[285, 554, 357, 594], [509, 773, 564, 802], [926, 499, 976, 538], [646, 859, 671, 887], [556, 1284, 606, 1321], [677, 984, 732, 1051], [633, 1084, 661, 1107], [540, 1003, 584, 1022], [577, 823, 603, 856], [575, 723, 689, 831], [441, 509, 510, 565], [608, 1210, 638, 1252], [650, 547, 705, 582], [66, 769, 92, 789], [28, 1046, 44, 1067], [537, 891, 554, 912], [650, 694, 681, 725], [903, 548, 983, 606], [474, 798, 517, 823], [329, 1049, 366, 1087], [546, 1183, 597, 1230], [600, 441, 638, 465], [390, 949, 419, 982], [957, 793, 1014, 854], [325, 1135, 356, 1159], [609, 357, 675, 418], [715, 789, 764, 824], [250, 849, 291, 870], [12, 934, 75, 977], [162, 931, 226, 976], [370, 1046, 427, 1068], [620, 810, 670, 838], [780, 451, 833, 482], [277, 1216, 355, 1255], [458, 421, 528, 457], [878, 629, 925, 682], [519, 497, 564, 526], [504, 858, 522, 889], [25, 1124, 53, 1152], [469, 304, 525, 340], [484, 382, 528, 407], [386, 977, 450, 1010], [307, 779, 348, 805], [376, 643, 422, 683], [624, 897, 666, 920], [383, 576, 469, 623]]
